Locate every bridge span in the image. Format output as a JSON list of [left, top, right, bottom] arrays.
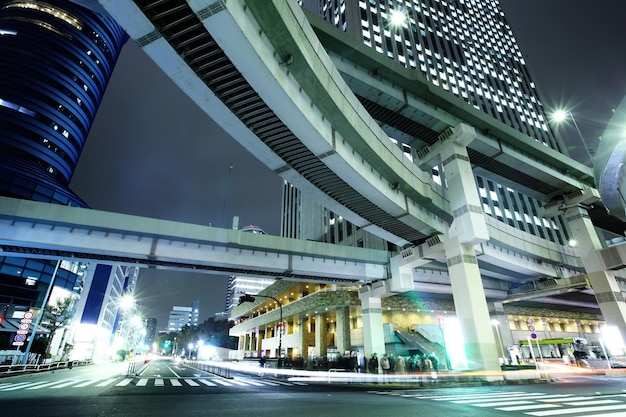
[[0, 197, 389, 284], [93, 0, 593, 248]]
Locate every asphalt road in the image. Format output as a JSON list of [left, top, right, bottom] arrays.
[[2, 359, 626, 417]]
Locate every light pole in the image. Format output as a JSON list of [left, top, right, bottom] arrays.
[[552, 110, 593, 164], [491, 319, 506, 363], [221, 164, 234, 228], [239, 293, 283, 367]]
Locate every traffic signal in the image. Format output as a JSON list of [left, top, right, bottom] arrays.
[[239, 294, 256, 304]]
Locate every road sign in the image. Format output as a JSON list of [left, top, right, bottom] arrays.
[[527, 318, 537, 339]]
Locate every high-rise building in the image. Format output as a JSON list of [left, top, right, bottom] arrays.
[[281, 180, 397, 251], [225, 275, 275, 314], [0, 0, 131, 360], [167, 300, 200, 333], [298, 0, 572, 246], [167, 306, 192, 333], [143, 317, 158, 350], [0, 0, 128, 206], [223, 225, 275, 315], [190, 300, 200, 327], [301, 0, 564, 153], [70, 264, 140, 361]]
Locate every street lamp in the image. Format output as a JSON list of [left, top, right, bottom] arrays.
[[388, 8, 407, 28], [221, 164, 234, 228], [239, 294, 283, 367], [552, 110, 593, 164]]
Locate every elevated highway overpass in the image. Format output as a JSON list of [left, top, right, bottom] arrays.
[[92, 0, 594, 249], [0, 197, 389, 284]]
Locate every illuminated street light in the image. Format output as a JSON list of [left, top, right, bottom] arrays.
[[119, 293, 135, 310], [552, 110, 594, 164], [388, 8, 407, 28]]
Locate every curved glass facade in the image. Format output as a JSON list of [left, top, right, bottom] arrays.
[[0, 0, 128, 206]]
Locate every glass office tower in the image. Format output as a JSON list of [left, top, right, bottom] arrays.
[[0, 0, 128, 206], [0, 0, 128, 355]]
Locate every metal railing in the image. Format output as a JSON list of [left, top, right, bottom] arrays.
[[185, 360, 232, 379], [0, 360, 89, 377]]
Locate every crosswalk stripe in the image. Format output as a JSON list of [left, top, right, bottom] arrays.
[[237, 379, 264, 386], [95, 379, 117, 387], [527, 404, 626, 416], [538, 396, 593, 402], [74, 380, 99, 387], [211, 378, 233, 386], [497, 403, 561, 412], [0, 376, 309, 391], [472, 400, 534, 407], [51, 379, 84, 389], [27, 380, 71, 390], [3, 381, 50, 391], [197, 379, 217, 387], [183, 379, 199, 387], [426, 391, 530, 400], [225, 379, 248, 386], [563, 400, 621, 406], [115, 378, 133, 387], [0, 382, 31, 391], [265, 380, 295, 386], [255, 380, 279, 386]]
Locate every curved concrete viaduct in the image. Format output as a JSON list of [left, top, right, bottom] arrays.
[[95, 0, 592, 248]]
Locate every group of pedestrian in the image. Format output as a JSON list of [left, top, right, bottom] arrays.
[[367, 351, 440, 384]]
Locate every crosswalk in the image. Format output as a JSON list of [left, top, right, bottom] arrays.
[[0, 376, 306, 392], [372, 388, 626, 416]]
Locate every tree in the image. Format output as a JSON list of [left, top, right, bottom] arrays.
[[41, 296, 76, 357]]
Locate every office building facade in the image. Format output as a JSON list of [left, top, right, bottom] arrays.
[[167, 300, 200, 333], [70, 264, 140, 361], [0, 0, 128, 206]]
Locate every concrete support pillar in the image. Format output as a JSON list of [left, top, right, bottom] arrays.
[[245, 332, 251, 351], [542, 318, 552, 340], [576, 320, 584, 338], [315, 313, 327, 358], [358, 291, 385, 362], [566, 205, 626, 340], [490, 302, 509, 362], [445, 238, 501, 371], [255, 327, 262, 354], [440, 125, 500, 373], [335, 306, 351, 354]]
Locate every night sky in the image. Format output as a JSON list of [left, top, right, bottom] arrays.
[[68, 1, 626, 329]]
